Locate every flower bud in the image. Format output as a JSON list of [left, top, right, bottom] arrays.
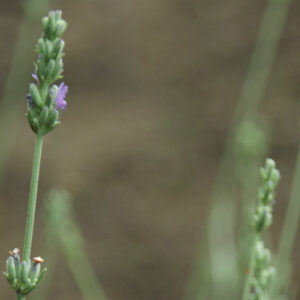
[[6, 257, 16, 281], [48, 13, 57, 37], [46, 109, 59, 127], [46, 59, 55, 79], [21, 261, 31, 284], [29, 84, 42, 107], [39, 107, 49, 124], [42, 16, 49, 32], [56, 20, 67, 36], [52, 39, 65, 57], [29, 264, 41, 284], [54, 10, 62, 20], [37, 38, 46, 54], [45, 40, 53, 58]]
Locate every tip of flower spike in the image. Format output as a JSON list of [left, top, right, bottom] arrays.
[[33, 257, 44, 264]]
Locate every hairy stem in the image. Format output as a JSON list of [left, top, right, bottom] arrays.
[[22, 134, 44, 261]]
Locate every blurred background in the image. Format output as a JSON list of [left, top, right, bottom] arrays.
[[0, 0, 300, 299]]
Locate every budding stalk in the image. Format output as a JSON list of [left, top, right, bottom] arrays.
[[242, 158, 280, 300], [27, 10, 68, 136], [3, 10, 69, 299]]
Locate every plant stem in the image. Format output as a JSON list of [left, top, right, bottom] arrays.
[[273, 147, 300, 294], [22, 134, 44, 261], [241, 234, 258, 300], [17, 294, 26, 300]]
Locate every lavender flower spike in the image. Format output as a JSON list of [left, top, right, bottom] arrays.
[[55, 82, 68, 110]]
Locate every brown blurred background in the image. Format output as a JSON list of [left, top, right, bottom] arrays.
[[0, 0, 300, 299]]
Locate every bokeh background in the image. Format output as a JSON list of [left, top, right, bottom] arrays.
[[0, 0, 300, 299]]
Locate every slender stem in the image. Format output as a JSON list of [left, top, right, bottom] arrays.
[[241, 234, 258, 300], [274, 146, 300, 293], [22, 134, 44, 261], [17, 294, 26, 300]]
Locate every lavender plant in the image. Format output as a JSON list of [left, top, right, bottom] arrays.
[[185, 0, 291, 297], [242, 159, 280, 300], [3, 10, 68, 300]]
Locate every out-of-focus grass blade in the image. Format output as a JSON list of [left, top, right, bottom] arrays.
[[271, 146, 300, 298], [34, 190, 107, 300]]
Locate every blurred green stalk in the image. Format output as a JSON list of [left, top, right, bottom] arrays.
[[0, 0, 50, 181], [185, 0, 292, 299], [35, 190, 107, 300], [272, 146, 300, 297]]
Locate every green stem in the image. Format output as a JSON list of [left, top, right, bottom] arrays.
[[17, 294, 26, 300], [241, 234, 258, 300], [22, 134, 44, 261], [274, 146, 300, 293]]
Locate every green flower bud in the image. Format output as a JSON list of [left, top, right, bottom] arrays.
[[46, 109, 59, 127], [254, 206, 273, 232], [29, 84, 42, 107], [265, 158, 276, 175], [52, 39, 65, 57], [45, 40, 53, 58], [48, 13, 57, 36], [21, 261, 31, 284], [56, 20, 67, 36], [7, 257, 16, 281], [42, 16, 49, 32], [54, 10, 62, 20], [29, 262, 41, 284], [270, 169, 280, 186], [46, 59, 56, 79], [39, 107, 49, 124], [37, 38, 46, 54]]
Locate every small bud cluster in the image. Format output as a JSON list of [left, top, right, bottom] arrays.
[[254, 159, 280, 232], [27, 10, 68, 136], [250, 242, 276, 300], [3, 249, 46, 296], [246, 159, 280, 300]]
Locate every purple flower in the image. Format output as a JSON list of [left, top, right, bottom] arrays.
[[32, 73, 39, 84], [55, 82, 68, 110]]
